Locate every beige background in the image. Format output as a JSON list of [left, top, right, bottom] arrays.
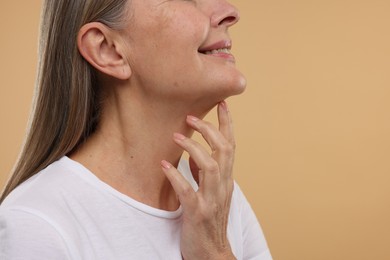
[[1, 1, 389, 259]]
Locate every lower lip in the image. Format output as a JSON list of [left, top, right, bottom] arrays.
[[202, 52, 236, 62]]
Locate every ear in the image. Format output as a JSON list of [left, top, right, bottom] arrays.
[[77, 22, 131, 80]]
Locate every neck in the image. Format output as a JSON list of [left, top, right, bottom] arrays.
[[70, 88, 211, 211]]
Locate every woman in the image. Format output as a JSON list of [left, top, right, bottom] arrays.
[[0, 0, 272, 259]]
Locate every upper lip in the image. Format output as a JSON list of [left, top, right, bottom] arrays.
[[198, 40, 232, 53]]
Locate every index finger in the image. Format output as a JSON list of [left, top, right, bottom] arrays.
[[218, 101, 235, 147]]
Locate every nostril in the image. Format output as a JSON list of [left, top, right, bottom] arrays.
[[211, 4, 240, 28], [218, 16, 237, 26]]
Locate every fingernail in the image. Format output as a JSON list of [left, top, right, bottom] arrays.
[[219, 100, 229, 112], [173, 132, 186, 141], [161, 160, 172, 169]]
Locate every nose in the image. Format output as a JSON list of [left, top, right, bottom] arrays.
[[210, 0, 240, 28]]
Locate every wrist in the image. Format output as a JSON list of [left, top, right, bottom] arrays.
[[216, 252, 236, 260], [214, 247, 236, 260]]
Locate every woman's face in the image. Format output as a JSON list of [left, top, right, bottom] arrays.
[[121, 0, 246, 108]]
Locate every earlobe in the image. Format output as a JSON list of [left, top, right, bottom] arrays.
[[77, 22, 131, 80]]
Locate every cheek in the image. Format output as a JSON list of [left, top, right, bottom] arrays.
[[158, 7, 209, 52], [124, 5, 245, 100], [131, 21, 206, 84]]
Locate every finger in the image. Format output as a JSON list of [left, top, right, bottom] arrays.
[[216, 101, 236, 179], [173, 133, 220, 195], [189, 156, 200, 184], [161, 160, 197, 212], [218, 101, 235, 146], [186, 115, 233, 157], [186, 115, 234, 180], [186, 115, 223, 153]]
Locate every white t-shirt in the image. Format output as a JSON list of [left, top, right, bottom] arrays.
[[0, 157, 272, 260]]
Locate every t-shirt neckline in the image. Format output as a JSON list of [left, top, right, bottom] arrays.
[[60, 156, 184, 219]]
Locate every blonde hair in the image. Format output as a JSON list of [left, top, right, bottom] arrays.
[[0, 0, 129, 203]]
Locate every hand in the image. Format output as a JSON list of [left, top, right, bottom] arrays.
[[161, 101, 236, 260]]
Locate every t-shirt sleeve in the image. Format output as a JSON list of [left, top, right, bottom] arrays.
[[0, 207, 70, 260], [235, 183, 273, 260]]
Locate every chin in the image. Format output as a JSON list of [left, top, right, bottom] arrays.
[[232, 75, 247, 95], [217, 65, 247, 95], [220, 73, 247, 98], [196, 77, 247, 113]]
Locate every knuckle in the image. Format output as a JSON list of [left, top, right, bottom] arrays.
[[204, 160, 220, 174], [219, 141, 235, 154], [231, 140, 237, 150], [199, 121, 216, 135], [197, 201, 219, 220], [200, 120, 214, 129], [181, 186, 195, 199], [226, 179, 234, 190]]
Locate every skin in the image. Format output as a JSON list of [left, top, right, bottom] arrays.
[[72, 0, 246, 258]]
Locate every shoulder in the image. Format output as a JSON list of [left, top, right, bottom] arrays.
[[0, 206, 71, 259], [0, 157, 90, 259], [0, 157, 88, 238], [2, 157, 84, 210], [229, 183, 273, 260]]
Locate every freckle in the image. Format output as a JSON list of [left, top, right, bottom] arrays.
[[131, 156, 134, 159]]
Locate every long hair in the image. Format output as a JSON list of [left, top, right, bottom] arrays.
[[0, 0, 129, 203]]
